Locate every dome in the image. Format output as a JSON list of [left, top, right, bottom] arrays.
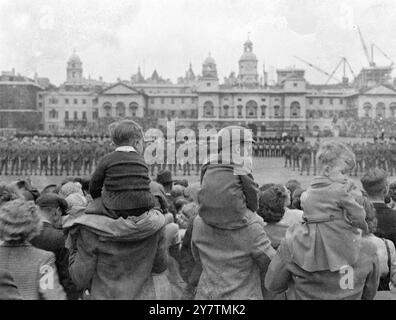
[[239, 51, 257, 62], [244, 39, 253, 47], [204, 54, 216, 65], [68, 51, 81, 64]]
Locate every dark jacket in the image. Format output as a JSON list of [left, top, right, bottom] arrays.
[[179, 216, 202, 300], [0, 243, 66, 300], [0, 269, 22, 300], [265, 233, 380, 300], [373, 202, 396, 247], [191, 213, 275, 300], [198, 159, 259, 228], [89, 150, 155, 212], [66, 209, 168, 300], [31, 222, 82, 300]]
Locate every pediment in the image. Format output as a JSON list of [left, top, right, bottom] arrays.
[[101, 83, 141, 95], [363, 85, 396, 95]]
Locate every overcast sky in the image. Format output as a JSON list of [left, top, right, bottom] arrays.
[[1, 0, 396, 85]]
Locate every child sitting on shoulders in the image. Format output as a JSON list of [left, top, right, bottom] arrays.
[[89, 120, 155, 218], [298, 140, 369, 272]]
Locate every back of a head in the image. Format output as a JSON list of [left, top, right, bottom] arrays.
[[361, 168, 388, 198], [259, 183, 275, 192], [258, 185, 287, 223], [171, 185, 186, 199], [0, 199, 42, 243], [109, 120, 143, 147], [285, 180, 302, 196], [316, 140, 356, 172]]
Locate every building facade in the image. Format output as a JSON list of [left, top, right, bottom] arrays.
[[0, 70, 47, 131], [37, 39, 396, 137]]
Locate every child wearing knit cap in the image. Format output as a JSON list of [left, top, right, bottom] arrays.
[[198, 126, 259, 228]]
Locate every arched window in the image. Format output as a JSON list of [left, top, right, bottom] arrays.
[[376, 102, 386, 118], [390, 102, 396, 117], [246, 100, 258, 118], [203, 101, 214, 118], [261, 105, 267, 118], [273, 105, 280, 118], [237, 105, 243, 118], [116, 102, 126, 118], [129, 102, 139, 117], [223, 105, 230, 117], [103, 102, 112, 118], [290, 101, 301, 118]]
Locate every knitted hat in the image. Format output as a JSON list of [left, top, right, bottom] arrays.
[[258, 185, 287, 223], [59, 182, 84, 199], [171, 185, 186, 199], [65, 193, 88, 209], [156, 170, 173, 185]]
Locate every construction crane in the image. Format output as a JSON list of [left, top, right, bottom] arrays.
[[293, 56, 341, 83], [356, 25, 376, 67], [371, 43, 394, 67], [325, 57, 356, 85]]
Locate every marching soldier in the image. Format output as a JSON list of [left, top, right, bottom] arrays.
[[0, 140, 9, 175], [270, 139, 276, 157], [39, 142, 50, 176], [83, 142, 94, 176], [29, 142, 40, 176], [72, 141, 84, 176], [258, 140, 264, 158], [264, 139, 270, 157], [19, 140, 29, 175], [291, 137, 300, 171], [253, 140, 259, 157], [60, 141, 71, 176], [300, 137, 312, 176], [9, 139, 20, 176], [50, 141, 60, 176], [284, 138, 292, 168]]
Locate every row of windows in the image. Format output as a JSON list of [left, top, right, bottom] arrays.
[[203, 101, 301, 118], [308, 98, 344, 105], [48, 98, 89, 105], [306, 110, 342, 119], [48, 109, 90, 120], [148, 109, 198, 119], [150, 97, 197, 105], [102, 102, 139, 118]]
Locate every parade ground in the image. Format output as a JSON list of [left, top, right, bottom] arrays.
[[0, 155, 374, 192]]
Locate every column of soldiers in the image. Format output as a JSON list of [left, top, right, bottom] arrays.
[[0, 136, 112, 177], [148, 137, 207, 177], [351, 137, 396, 176], [281, 136, 320, 176], [253, 138, 285, 158]]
